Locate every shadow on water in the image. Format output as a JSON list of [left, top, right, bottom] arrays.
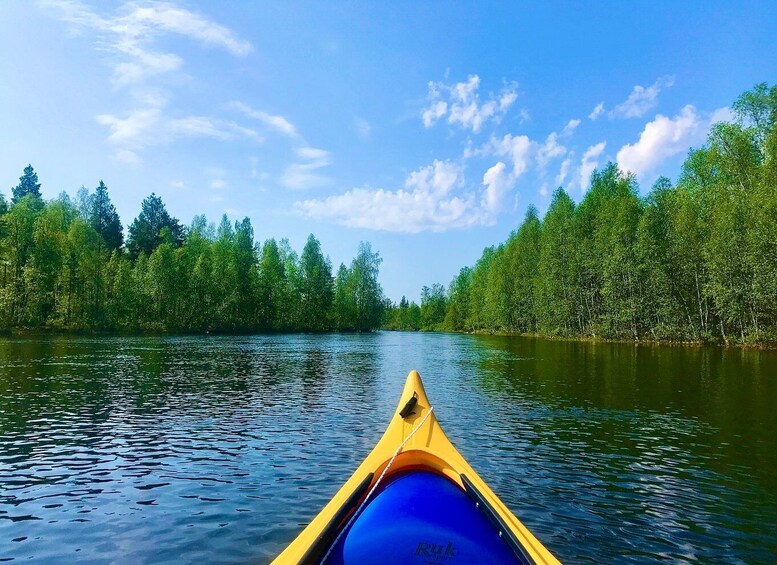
[[1, 333, 776, 563]]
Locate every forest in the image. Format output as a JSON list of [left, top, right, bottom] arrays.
[[0, 178, 385, 333], [384, 84, 777, 344]]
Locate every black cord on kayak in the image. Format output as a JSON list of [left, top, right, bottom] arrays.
[[399, 393, 418, 419]]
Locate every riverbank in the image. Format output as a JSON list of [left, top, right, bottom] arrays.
[[5, 324, 777, 349], [382, 327, 777, 350], [0, 326, 377, 338]]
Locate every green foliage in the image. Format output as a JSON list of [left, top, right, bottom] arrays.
[[342, 242, 385, 331], [536, 188, 577, 335], [504, 206, 542, 332], [443, 268, 472, 331], [300, 234, 334, 331], [420, 283, 447, 330], [384, 296, 422, 330], [402, 83, 777, 344], [0, 180, 385, 333]]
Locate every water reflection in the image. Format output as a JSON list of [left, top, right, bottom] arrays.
[[0, 333, 776, 563]]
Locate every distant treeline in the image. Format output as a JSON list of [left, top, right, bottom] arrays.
[[0, 176, 384, 332], [385, 84, 777, 344]]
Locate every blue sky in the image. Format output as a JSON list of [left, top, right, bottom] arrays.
[[1, 1, 775, 301]]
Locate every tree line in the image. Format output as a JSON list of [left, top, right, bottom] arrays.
[[0, 172, 385, 333], [385, 84, 777, 344]]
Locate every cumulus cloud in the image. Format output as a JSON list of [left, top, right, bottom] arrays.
[[610, 76, 675, 119], [579, 142, 606, 191], [589, 102, 605, 120], [536, 132, 567, 170], [421, 75, 518, 133], [483, 134, 534, 176], [616, 105, 731, 180], [295, 160, 489, 232], [229, 101, 299, 138], [482, 162, 514, 213], [422, 101, 448, 128], [473, 130, 567, 204], [45, 0, 252, 86]]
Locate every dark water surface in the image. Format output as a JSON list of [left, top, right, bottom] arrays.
[[1, 333, 776, 563]]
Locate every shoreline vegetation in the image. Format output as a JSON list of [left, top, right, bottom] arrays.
[[384, 84, 777, 348], [0, 180, 385, 334], [2, 85, 776, 347]]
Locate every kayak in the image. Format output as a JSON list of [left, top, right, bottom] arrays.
[[272, 370, 559, 564]]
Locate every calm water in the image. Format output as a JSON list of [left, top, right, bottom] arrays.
[[1, 333, 776, 563]]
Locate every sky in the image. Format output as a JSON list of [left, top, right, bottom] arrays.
[[1, 1, 775, 302]]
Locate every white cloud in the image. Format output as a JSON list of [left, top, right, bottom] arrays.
[[556, 157, 571, 187], [45, 0, 252, 86], [171, 180, 185, 188], [211, 179, 226, 190], [97, 108, 161, 145], [422, 101, 448, 127], [296, 147, 328, 160], [228, 103, 332, 190], [229, 101, 299, 138], [485, 134, 534, 176], [579, 141, 606, 191], [616, 105, 731, 180], [610, 76, 675, 119], [296, 160, 494, 232], [421, 75, 518, 132], [281, 147, 331, 190], [562, 119, 581, 136], [537, 132, 567, 170], [473, 130, 565, 205], [126, 3, 252, 55], [114, 47, 182, 86], [482, 162, 513, 213], [589, 102, 605, 121], [96, 105, 258, 161]]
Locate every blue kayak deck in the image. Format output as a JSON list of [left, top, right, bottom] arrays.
[[324, 470, 519, 564]]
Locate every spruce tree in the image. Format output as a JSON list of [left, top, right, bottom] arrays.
[[89, 181, 124, 251], [127, 193, 184, 258], [12, 165, 42, 203]]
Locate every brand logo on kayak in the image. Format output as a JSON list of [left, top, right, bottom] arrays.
[[415, 541, 456, 559]]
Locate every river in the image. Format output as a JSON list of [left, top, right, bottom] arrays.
[[1, 333, 776, 563]]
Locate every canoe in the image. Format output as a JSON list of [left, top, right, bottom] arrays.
[[272, 370, 559, 564]]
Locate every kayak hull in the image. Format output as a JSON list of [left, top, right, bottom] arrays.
[[272, 370, 559, 564]]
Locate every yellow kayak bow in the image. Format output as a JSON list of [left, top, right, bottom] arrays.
[[273, 370, 560, 564]]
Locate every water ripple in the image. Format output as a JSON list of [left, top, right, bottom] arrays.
[[1, 334, 776, 563]]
